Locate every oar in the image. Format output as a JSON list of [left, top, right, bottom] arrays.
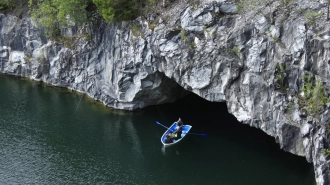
[[187, 133, 208, 137], [156, 121, 169, 129], [156, 121, 208, 136]]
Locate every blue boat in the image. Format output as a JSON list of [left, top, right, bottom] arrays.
[[160, 121, 192, 147]]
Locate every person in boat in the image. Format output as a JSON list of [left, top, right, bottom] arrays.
[[174, 117, 183, 131], [172, 118, 184, 139], [176, 117, 183, 127], [177, 117, 184, 128], [164, 134, 174, 143], [173, 126, 182, 140]]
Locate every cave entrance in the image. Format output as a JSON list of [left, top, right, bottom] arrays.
[[144, 92, 315, 185]]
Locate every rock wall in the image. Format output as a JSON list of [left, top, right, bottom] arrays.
[[1, 0, 330, 184]]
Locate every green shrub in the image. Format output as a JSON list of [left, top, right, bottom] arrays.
[[28, 0, 144, 39], [58, 36, 76, 50], [302, 74, 313, 98], [234, 0, 258, 14], [180, 29, 188, 41], [131, 22, 143, 37], [300, 74, 328, 116], [230, 46, 240, 56], [58, 34, 91, 50], [305, 10, 323, 25], [307, 80, 328, 115], [280, 0, 294, 7], [29, 0, 89, 39], [275, 63, 287, 92], [190, 41, 196, 49], [0, 1, 9, 10], [322, 148, 330, 155], [0, 0, 18, 10], [92, 0, 137, 22], [287, 102, 294, 111]]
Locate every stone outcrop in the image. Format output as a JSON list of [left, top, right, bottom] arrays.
[[1, 0, 330, 184]]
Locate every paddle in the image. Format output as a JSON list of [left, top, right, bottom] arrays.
[[156, 121, 169, 129], [156, 121, 208, 136], [187, 133, 208, 137]]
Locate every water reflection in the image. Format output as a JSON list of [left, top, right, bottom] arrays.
[[161, 146, 166, 155], [124, 118, 143, 158], [161, 145, 181, 156]]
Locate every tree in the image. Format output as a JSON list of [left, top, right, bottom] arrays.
[[53, 0, 89, 26], [0, 0, 12, 10], [92, 0, 138, 22], [29, 0, 91, 39], [29, 0, 152, 39], [92, 0, 115, 22], [29, 0, 60, 39]]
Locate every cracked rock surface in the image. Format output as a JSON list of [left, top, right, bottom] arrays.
[[1, 0, 330, 184]]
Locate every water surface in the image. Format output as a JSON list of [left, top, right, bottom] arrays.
[[0, 75, 316, 185]]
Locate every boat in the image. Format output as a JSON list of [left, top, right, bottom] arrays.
[[160, 121, 192, 147]]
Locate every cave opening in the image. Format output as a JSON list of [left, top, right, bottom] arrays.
[[145, 92, 278, 147], [142, 74, 297, 158], [144, 92, 315, 183]]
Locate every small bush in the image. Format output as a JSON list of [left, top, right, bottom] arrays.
[[58, 34, 91, 50], [190, 41, 196, 49], [180, 29, 188, 41], [58, 36, 76, 50], [148, 23, 155, 30], [131, 22, 143, 37], [287, 102, 294, 111], [0, 0, 17, 11], [275, 63, 287, 92], [322, 148, 330, 155], [230, 46, 240, 56], [0, 2, 9, 10], [307, 80, 328, 115], [280, 0, 294, 7], [305, 10, 323, 25], [299, 74, 328, 116], [234, 0, 258, 14], [302, 74, 313, 98], [79, 34, 92, 41]]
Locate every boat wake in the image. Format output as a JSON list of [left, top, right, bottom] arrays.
[[161, 145, 166, 155]]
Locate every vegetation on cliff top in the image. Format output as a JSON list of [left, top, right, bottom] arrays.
[[27, 0, 154, 39], [0, 0, 160, 39], [0, 0, 29, 17]]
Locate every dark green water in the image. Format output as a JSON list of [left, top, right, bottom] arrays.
[[0, 75, 316, 185]]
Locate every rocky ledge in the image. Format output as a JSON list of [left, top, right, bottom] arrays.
[[1, 0, 330, 184]]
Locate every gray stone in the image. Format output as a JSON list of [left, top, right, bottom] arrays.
[[301, 123, 312, 137], [1, 0, 330, 184], [219, 4, 237, 14]]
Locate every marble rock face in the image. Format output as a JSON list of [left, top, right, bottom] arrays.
[[1, 1, 330, 184]]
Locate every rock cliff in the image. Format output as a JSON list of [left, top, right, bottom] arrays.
[[1, 0, 330, 184]]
